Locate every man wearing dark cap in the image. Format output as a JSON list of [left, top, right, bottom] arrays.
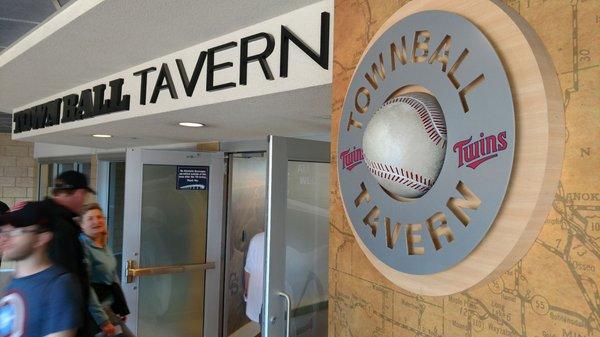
[[42, 170, 94, 282], [40, 171, 115, 337], [0, 202, 83, 337]]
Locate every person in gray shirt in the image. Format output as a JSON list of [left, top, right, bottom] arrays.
[[80, 203, 134, 337]]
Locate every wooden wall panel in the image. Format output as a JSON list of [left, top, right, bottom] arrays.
[[330, 1, 600, 336]]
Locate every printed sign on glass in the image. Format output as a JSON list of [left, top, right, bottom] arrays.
[[176, 166, 209, 190]]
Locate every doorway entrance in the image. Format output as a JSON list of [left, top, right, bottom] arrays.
[[122, 149, 224, 337], [222, 153, 267, 337], [120, 136, 330, 337], [263, 136, 330, 337]]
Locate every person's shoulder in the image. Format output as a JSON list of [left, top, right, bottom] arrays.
[[38, 198, 56, 212], [39, 198, 75, 221], [38, 198, 53, 206], [252, 232, 265, 241], [41, 265, 70, 279], [254, 232, 265, 243], [15, 266, 74, 288], [38, 199, 62, 221], [249, 232, 265, 248], [79, 233, 91, 245], [46, 267, 80, 292], [54, 271, 79, 288]]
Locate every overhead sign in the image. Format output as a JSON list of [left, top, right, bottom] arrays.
[[13, 79, 131, 133], [336, 1, 564, 295], [176, 166, 209, 190], [12, 1, 332, 136]]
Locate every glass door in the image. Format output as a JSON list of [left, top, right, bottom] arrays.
[[222, 153, 266, 337], [264, 136, 330, 337], [122, 149, 224, 337]]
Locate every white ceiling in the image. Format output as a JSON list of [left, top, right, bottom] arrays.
[[0, 0, 321, 113], [0, 0, 71, 132], [0, 0, 332, 146]]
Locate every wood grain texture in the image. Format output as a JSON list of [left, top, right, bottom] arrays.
[[330, 0, 600, 335], [333, 0, 564, 296]]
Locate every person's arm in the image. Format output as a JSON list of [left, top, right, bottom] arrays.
[[45, 329, 77, 337], [89, 285, 116, 335], [81, 239, 115, 335], [87, 282, 110, 325]]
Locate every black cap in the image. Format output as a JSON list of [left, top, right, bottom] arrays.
[[53, 170, 96, 194], [0, 202, 50, 229], [0, 201, 8, 215]]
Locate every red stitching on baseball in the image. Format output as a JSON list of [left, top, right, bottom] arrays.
[[365, 159, 433, 192], [384, 95, 447, 146]]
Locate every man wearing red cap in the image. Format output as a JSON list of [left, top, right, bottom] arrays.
[[0, 202, 83, 337]]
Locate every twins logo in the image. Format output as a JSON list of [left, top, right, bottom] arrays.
[[340, 147, 364, 171], [453, 131, 508, 169]]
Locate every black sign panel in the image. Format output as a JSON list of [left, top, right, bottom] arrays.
[[176, 166, 209, 190]]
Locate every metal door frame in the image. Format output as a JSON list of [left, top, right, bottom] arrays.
[[263, 136, 330, 337], [122, 148, 225, 336]]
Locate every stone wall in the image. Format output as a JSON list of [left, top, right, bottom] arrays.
[[0, 134, 36, 208]]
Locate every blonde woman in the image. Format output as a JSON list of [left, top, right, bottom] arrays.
[[80, 203, 134, 337]]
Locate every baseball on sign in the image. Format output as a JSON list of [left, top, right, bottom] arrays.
[[362, 93, 447, 199]]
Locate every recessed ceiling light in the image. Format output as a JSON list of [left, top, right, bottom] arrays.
[[178, 122, 205, 128], [92, 134, 112, 138]]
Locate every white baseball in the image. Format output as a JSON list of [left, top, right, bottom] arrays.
[[362, 93, 447, 199]]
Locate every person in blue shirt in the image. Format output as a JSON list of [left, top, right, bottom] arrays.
[[0, 202, 83, 337], [80, 203, 134, 337]]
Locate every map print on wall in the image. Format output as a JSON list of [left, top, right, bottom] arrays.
[[330, 0, 600, 336]]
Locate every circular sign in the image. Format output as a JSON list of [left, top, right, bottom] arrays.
[[335, 0, 564, 295], [338, 10, 515, 275]]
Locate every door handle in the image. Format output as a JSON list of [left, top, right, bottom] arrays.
[[126, 260, 215, 283], [278, 291, 291, 337]]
